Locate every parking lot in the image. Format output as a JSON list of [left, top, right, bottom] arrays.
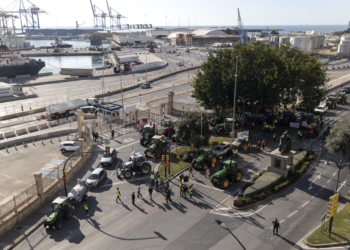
[[0, 136, 73, 203]]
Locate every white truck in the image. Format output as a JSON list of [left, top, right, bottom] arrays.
[[46, 98, 99, 120], [116, 54, 139, 64], [60, 68, 95, 77]]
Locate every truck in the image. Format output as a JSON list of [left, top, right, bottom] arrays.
[[59, 68, 95, 77], [116, 54, 139, 64], [46, 98, 99, 120]]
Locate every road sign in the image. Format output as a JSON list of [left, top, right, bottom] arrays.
[[62, 176, 66, 180], [95, 122, 98, 126], [139, 93, 142, 96]]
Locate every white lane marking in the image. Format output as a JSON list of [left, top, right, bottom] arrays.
[[103, 176, 151, 187], [309, 173, 321, 186], [332, 172, 336, 177], [103, 162, 120, 186], [0, 192, 5, 197], [123, 138, 134, 143], [300, 200, 309, 208], [337, 180, 347, 192], [326, 179, 331, 184], [0, 173, 32, 185], [115, 141, 139, 150], [0, 151, 8, 156], [311, 193, 318, 200], [187, 179, 226, 192], [287, 210, 298, 218]]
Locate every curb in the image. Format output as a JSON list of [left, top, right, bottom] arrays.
[[5, 215, 46, 250]]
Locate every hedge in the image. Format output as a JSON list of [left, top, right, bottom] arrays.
[[244, 172, 283, 197]]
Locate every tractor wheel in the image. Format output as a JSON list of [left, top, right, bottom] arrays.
[[141, 163, 151, 175], [217, 129, 224, 136], [140, 138, 145, 147], [155, 150, 161, 159], [234, 169, 243, 182], [220, 178, 230, 189], [44, 221, 48, 228], [54, 218, 63, 230], [65, 206, 74, 219], [124, 170, 133, 179]]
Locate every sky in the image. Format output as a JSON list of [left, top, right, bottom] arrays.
[[1, 0, 349, 29]]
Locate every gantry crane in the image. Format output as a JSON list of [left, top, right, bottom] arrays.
[[0, 10, 18, 35], [237, 8, 248, 44], [90, 0, 107, 29], [106, 0, 126, 30]]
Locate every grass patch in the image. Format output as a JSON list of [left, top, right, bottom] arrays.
[[307, 203, 350, 245], [158, 146, 191, 183]]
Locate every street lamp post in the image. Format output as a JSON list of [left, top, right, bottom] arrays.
[[197, 106, 202, 137], [233, 56, 238, 140], [326, 155, 344, 236], [237, 96, 250, 115], [119, 69, 125, 126], [215, 219, 246, 250]]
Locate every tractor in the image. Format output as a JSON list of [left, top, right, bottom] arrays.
[[307, 123, 319, 138], [118, 152, 152, 179], [280, 110, 297, 126], [161, 119, 176, 137], [210, 159, 243, 189], [326, 94, 337, 109], [214, 118, 233, 136], [43, 196, 75, 230], [336, 91, 347, 105], [209, 116, 221, 127], [190, 147, 217, 170], [144, 135, 168, 159], [140, 124, 156, 147]]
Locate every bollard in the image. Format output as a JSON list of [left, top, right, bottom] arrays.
[[67, 135, 69, 140], [59, 137, 61, 142], [14, 144, 17, 150], [6, 146, 8, 152], [33, 140, 35, 146], [42, 139, 44, 145], [50, 138, 53, 144]]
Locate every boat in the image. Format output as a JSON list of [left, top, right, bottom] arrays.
[[0, 40, 45, 78], [39, 37, 72, 49]]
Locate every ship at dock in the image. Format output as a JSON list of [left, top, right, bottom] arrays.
[[0, 40, 45, 78], [39, 37, 73, 49]]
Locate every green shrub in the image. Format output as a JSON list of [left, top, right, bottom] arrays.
[[259, 170, 268, 176], [307, 154, 314, 161], [240, 197, 253, 204], [242, 182, 252, 191], [253, 192, 266, 200], [182, 153, 193, 162], [252, 175, 259, 181]]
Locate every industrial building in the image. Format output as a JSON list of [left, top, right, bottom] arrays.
[[279, 35, 325, 52], [167, 29, 239, 46], [113, 33, 154, 46], [337, 35, 350, 55]]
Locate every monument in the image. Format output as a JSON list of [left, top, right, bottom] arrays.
[[268, 132, 296, 178]]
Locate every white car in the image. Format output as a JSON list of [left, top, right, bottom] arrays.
[[314, 103, 328, 115], [59, 141, 80, 153], [212, 142, 231, 157], [85, 168, 107, 188]]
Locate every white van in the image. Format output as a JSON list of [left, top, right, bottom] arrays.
[[80, 106, 98, 114], [314, 102, 328, 114]]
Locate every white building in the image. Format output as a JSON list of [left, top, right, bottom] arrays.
[[280, 35, 325, 52], [337, 35, 350, 54], [0, 82, 23, 98]]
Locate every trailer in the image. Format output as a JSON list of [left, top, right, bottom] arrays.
[[46, 98, 99, 120], [116, 54, 139, 64], [60, 68, 95, 77]]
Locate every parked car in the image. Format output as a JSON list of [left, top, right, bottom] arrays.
[[260, 112, 276, 124], [343, 87, 350, 93], [231, 136, 249, 150], [140, 82, 151, 89], [178, 62, 184, 66], [314, 102, 328, 115], [59, 141, 80, 153], [212, 142, 231, 157], [100, 148, 117, 167], [85, 168, 107, 188]]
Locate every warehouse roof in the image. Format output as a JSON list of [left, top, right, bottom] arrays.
[[191, 29, 227, 36]]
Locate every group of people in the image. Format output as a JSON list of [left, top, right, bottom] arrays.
[[91, 131, 99, 142]]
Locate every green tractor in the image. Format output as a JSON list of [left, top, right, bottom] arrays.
[[43, 196, 75, 230], [140, 124, 156, 147], [144, 135, 168, 159], [209, 116, 221, 127], [327, 94, 337, 109], [210, 159, 243, 189], [190, 147, 217, 170], [336, 91, 347, 105], [214, 118, 233, 136]]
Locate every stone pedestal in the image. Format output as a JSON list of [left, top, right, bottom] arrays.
[[268, 149, 296, 178], [167, 91, 174, 115]]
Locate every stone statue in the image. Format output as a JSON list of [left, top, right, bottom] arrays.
[[279, 131, 292, 155]]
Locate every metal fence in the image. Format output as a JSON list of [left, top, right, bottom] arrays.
[[0, 183, 37, 220]]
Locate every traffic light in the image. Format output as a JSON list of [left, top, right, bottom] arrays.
[[327, 193, 339, 219], [63, 171, 68, 178], [162, 155, 165, 162], [105, 146, 110, 155], [165, 155, 169, 163], [132, 113, 135, 120]]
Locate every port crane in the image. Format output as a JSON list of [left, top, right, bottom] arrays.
[[76, 20, 86, 29], [237, 8, 248, 44], [106, 0, 126, 30], [90, 0, 107, 29]]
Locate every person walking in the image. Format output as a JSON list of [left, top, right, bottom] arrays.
[[150, 172, 155, 188], [84, 201, 89, 217], [252, 121, 255, 129], [257, 141, 261, 150], [136, 184, 143, 198], [166, 188, 172, 203], [205, 167, 210, 178], [273, 133, 277, 142], [248, 143, 252, 153], [95, 132, 99, 143], [92, 131, 95, 142], [164, 182, 169, 193], [262, 140, 266, 150], [183, 185, 188, 199], [299, 130, 303, 140], [115, 187, 121, 203], [111, 130, 115, 139], [188, 185, 193, 198], [131, 192, 135, 205], [272, 218, 280, 235], [188, 166, 194, 178], [155, 176, 159, 191], [235, 148, 239, 158], [148, 186, 153, 201]]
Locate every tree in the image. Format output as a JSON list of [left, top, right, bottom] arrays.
[[176, 111, 210, 148], [192, 42, 328, 114], [325, 120, 350, 160]]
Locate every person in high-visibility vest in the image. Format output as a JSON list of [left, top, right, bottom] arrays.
[[273, 133, 277, 142], [188, 185, 193, 198], [235, 149, 238, 158], [150, 172, 155, 187], [115, 188, 121, 203], [84, 201, 89, 217]]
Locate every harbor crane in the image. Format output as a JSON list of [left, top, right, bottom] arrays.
[[106, 0, 126, 30], [4, 0, 47, 33], [76, 20, 86, 29], [0, 10, 18, 35], [237, 8, 248, 44], [90, 0, 107, 29]]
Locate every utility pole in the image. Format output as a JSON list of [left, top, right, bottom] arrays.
[[233, 56, 238, 140], [119, 69, 125, 126], [165, 16, 167, 29]]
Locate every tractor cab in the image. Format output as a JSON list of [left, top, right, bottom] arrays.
[[150, 135, 162, 144], [133, 154, 147, 168]]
